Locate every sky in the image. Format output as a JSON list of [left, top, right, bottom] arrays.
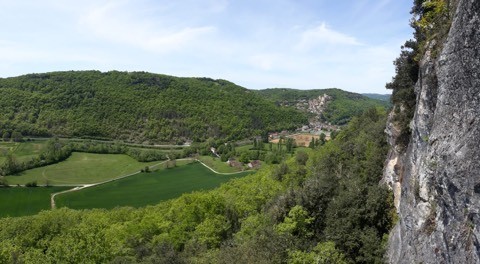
[[0, 0, 413, 94]]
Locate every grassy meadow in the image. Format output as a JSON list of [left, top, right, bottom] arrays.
[[197, 155, 242, 173], [0, 141, 47, 164], [0, 186, 70, 217], [5, 152, 160, 185], [56, 162, 250, 210]]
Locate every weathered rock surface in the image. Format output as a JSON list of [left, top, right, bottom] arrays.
[[385, 0, 480, 262]]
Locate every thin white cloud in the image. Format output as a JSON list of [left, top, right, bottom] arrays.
[[146, 27, 216, 52], [248, 54, 282, 71], [372, 0, 392, 13], [0, 43, 105, 66], [296, 22, 361, 51], [79, 1, 216, 53], [0, 40, 47, 61], [203, 0, 229, 13]]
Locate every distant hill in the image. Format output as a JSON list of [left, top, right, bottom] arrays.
[[361, 93, 391, 102], [0, 71, 307, 143], [255, 88, 389, 125]]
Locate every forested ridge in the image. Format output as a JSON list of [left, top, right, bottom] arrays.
[[255, 88, 390, 124], [0, 71, 306, 143], [0, 108, 394, 263]]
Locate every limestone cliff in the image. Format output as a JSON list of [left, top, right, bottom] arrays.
[[384, 0, 480, 262]]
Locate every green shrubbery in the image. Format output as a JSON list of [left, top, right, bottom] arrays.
[[0, 108, 394, 263]]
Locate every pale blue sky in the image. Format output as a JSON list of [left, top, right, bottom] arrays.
[[0, 0, 413, 93]]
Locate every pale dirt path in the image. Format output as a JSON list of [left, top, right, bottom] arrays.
[[50, 158, 248, 209]]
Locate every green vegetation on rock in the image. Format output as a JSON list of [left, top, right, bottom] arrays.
[[387, 0, 452, 150]]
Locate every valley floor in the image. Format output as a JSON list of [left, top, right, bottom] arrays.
[[1, 157, 251, 217]]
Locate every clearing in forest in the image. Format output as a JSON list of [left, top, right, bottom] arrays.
[[5, 152, 159, 185]]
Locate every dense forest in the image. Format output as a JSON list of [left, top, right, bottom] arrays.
[[0, 108, 394, 263], [0, 71, 306, 143], [255, 88, 390, 125]]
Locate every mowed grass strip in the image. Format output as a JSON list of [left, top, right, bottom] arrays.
[[6, 152, 160, 185], [12, 141, 47, 156], [56, 162, 251, 210], [0, 186, 70, 218], [0, 141, 47, 164]]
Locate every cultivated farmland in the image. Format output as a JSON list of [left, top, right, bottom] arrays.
[[0, 186, 70, 217], [56, 162, 250, 210]]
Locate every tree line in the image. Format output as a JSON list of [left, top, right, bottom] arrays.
[[0, 139, 171, 177]]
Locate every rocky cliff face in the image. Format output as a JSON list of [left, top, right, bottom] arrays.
[[384, 0, 480, 262]]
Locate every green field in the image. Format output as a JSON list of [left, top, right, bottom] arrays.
[[0, 141, 47, 164], [56, 162, 250, 210], [0, 186, 70, 217], [5, 152, 160, 185], [197, 155, 243, 173]]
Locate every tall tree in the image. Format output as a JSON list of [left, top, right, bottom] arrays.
[[319, 133, 326, 145], [11, 130, 23, 142], [1, 154, 20, 176], [309, 137, 315, 149], [2, 131, 10, 142]]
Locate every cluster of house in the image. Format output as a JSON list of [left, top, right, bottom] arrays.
[[268, 130, 289, 140], [226, 158, 261, 170], [210, 147, 261, 170], [268, 122, 338, 140], [298, 121, 339, 134]]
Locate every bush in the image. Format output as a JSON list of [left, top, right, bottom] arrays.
[[0, 177, 9, 187], [295, 151, 308, 165], [25, 181, 38, 187]]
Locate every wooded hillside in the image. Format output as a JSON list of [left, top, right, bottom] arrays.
[[255, 88, 390, 125], [0, 71, 307, 143]]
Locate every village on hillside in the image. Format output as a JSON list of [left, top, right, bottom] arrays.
[[269, 93, 341, 147]]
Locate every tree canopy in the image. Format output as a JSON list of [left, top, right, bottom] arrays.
[[255, 88, 390, 125], [0, 108, 394, 263], [0, 71, 307, 143]]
